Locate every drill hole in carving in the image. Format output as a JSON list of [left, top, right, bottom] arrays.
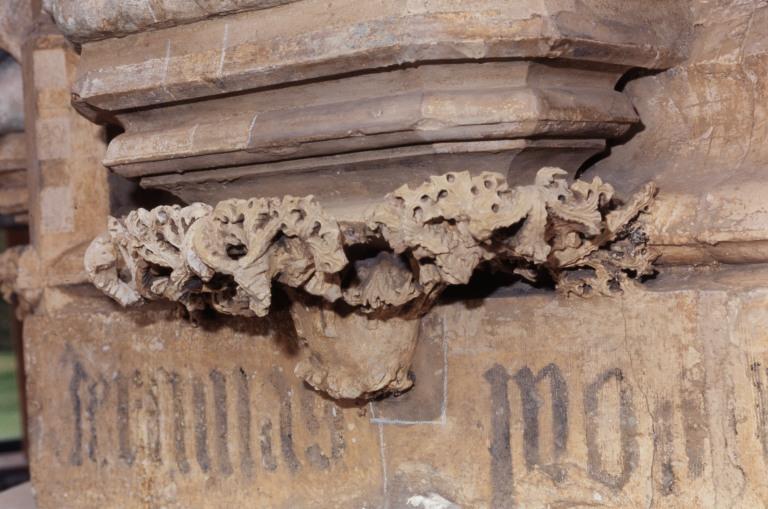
[[226, 243, 247, 260]]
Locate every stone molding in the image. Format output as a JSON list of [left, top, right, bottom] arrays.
[[53, 0, 689, 221]]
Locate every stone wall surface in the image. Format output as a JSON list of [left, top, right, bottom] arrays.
[[43, 0, 301, 43], [7, 0, 768, 508], [23, 266, 768, 508], [21, 24, 110, 291], [589, 0, 768, 265]]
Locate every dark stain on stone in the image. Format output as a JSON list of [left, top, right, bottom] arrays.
[[512, 363, 568, 475], [86, 380, 99, 463], [260, 418, 278, 472], [483, 364, 515, 509], [680, 364, 708, 479], [116, 371, 135, 466], [192, 376, 211, 473], [584, 368, 638, 490], [237, 367, 255, 477], [655, 399, 676, 496], [168, 372, 190, 474], [270, 368, 300, 472], [300, 386, 330, 470], [327, 402, 346, 460], [68, 361, 87, 466], [210, 369, 233, 476], [147, 374, 162, 464]]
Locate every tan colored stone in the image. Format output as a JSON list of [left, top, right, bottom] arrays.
[[22, 26, 111, 294], [290, 299, 419, 400], [102, 62, 632, 185], [23, 266, 768, 507], [588, 0, 768, 266], [56, 0, 690, 217], [25, 301, 384, 509], [44, 0, 301, 43], [84, 169, 655, 399], [19, 2, 768, 508], [0, 245, 40, 319], [71, 0, 689, 111]]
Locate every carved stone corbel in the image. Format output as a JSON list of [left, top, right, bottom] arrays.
[[85, 168, 657, 400]]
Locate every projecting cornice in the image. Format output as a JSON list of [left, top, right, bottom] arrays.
[[49, 0, 690, 221], [85, 168, 656, 399]]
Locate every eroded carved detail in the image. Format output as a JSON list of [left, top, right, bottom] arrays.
[[0, 245, 40, 319], [85, 168, 656, 399]]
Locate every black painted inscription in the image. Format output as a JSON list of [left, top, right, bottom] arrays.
[[116, 371, 135, 466], [483, 363, 649, 500], [210, 369, 233, 476], [270, 368, 300, 472], [327, 401, 346, 461], [260, 418, 278, 472], [513, 363, 568, 480], [236, 368, 255, 477], [192, 377, 211, 473], [68, 362, 87, 466], [63, 359, 347, 477], [483, 364, 515, 509], [146, 374, 162, 464], [655, 399, 676, 496], [583, 368, 638, 490], [167, 371, 190, 474]]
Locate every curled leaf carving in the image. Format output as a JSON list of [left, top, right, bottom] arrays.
[[84, 168, 657, 399]]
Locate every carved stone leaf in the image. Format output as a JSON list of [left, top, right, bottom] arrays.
[[342, 252, 420, 311], [0, 245, 41, 319], [83, 234, 142, 307], [548, 175, 614, 236]]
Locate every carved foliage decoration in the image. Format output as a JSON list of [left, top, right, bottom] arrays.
[[0, 245, 40, 319], [85, 168, 656, 399], [86, 168, 656, 316], [0, 246, 23, 306]]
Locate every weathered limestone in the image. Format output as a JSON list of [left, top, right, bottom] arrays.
[[588, 0, 768, 266], [0, 245, 39, 319], [13, 0, 768, 507], [44, 0, 301, 43], [24, 266, 768, 507], [85, 168, 655, 399], [61, 0, 690, 218], [22, 21, 111, 296]]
